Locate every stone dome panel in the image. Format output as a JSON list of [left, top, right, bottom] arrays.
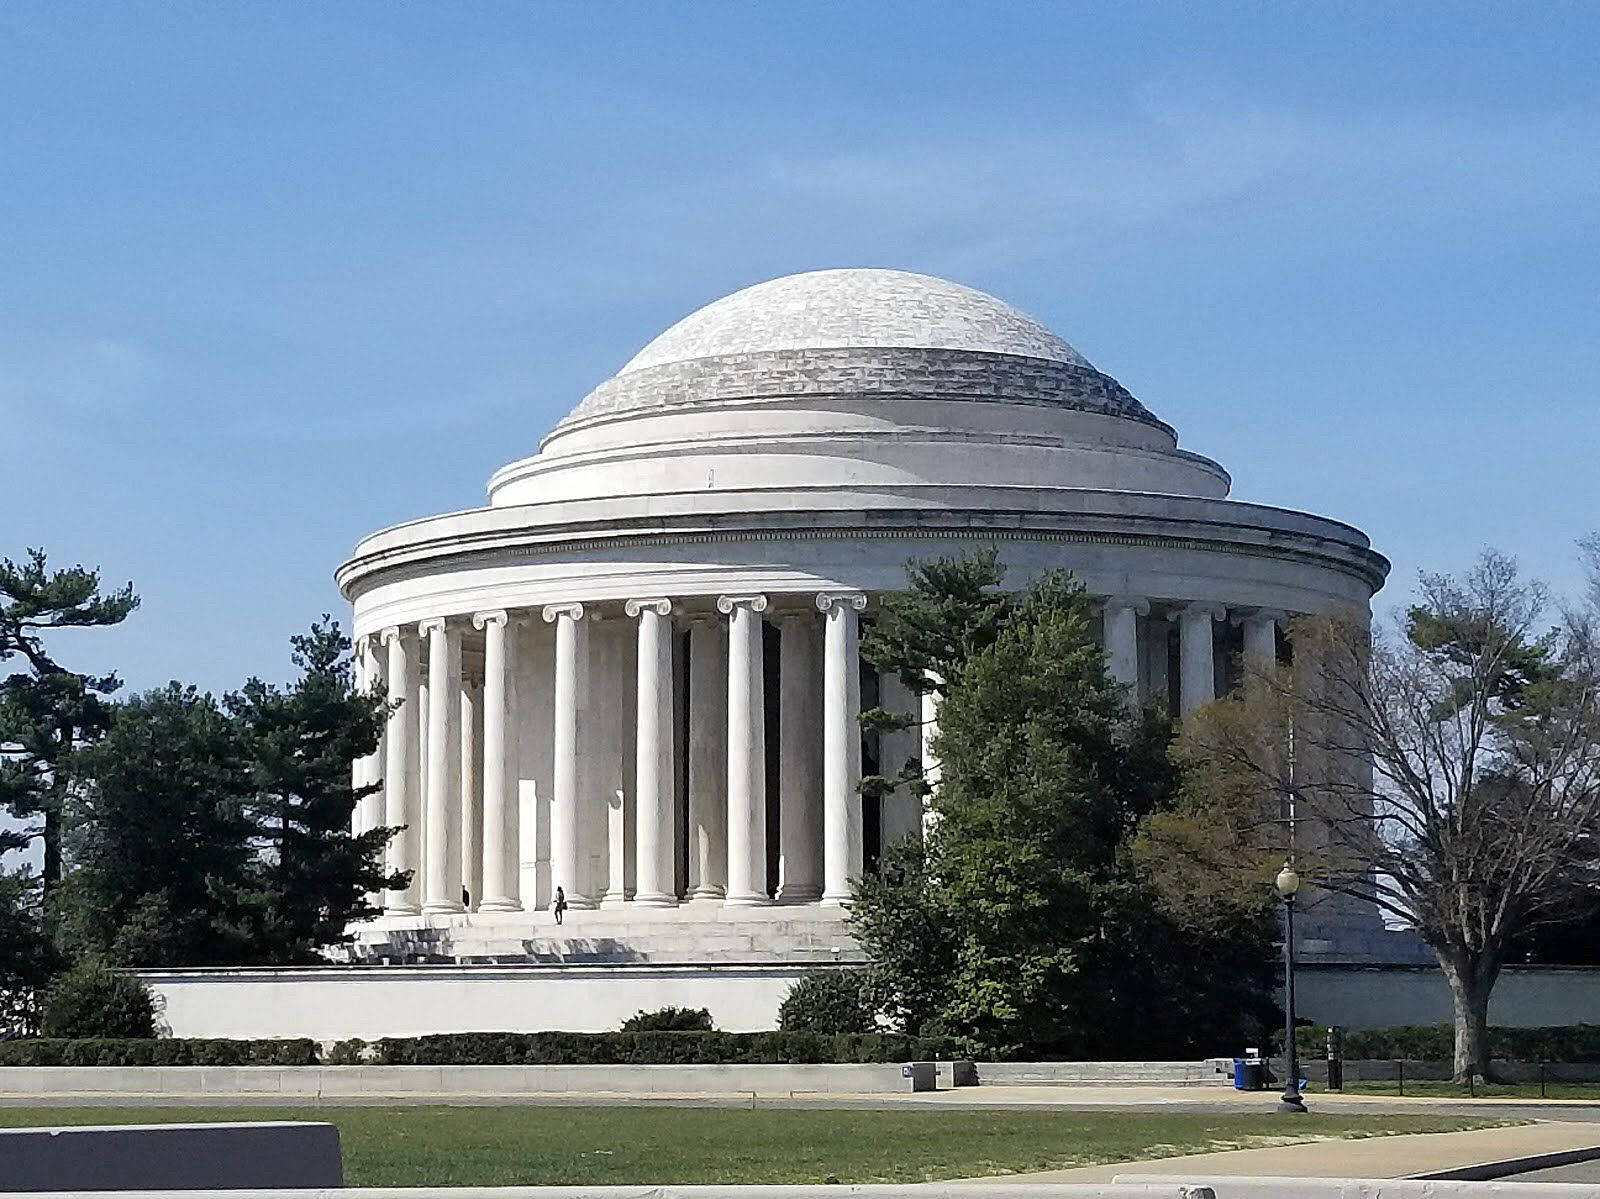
[[619, 268, 1092, 375]]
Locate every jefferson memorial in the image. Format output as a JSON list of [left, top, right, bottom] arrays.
[[329, 266, 1388, 982]]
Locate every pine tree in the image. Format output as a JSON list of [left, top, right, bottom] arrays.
[[57, 683, 260, 966], [0, 549, 138, 890], [229, 618, 400, 963]]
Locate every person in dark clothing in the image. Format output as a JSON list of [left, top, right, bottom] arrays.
[[554, 886, 568, 925]]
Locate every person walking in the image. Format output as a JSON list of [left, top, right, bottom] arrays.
[[554, 885, 568, 926]]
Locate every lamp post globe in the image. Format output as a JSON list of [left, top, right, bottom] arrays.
[[1277, 860, 1308, 1113]]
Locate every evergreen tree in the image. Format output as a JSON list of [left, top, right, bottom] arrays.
[[229, 618, 400, 963], [852, 553, 1274, 1058], [0, 868, 54, 1035], [0, 549, 138, 889], [57, 683, 260, 966]]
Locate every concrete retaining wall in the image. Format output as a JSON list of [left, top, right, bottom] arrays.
[[0, 1060, 1228, 1098], [1299, 964, 1600, 1030], [137, 961, 1600, 1040], [139, 964, 807, 1039]]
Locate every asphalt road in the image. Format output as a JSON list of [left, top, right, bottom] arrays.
[[1503, 1161, 1600, 1182]]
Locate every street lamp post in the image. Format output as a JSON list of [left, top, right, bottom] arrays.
[[1276, 862, 1308, 1113]]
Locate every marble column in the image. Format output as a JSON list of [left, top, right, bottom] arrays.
[[459, 678, 481, 911], [381, 626, 420, 914], [777, 611, 822, 903], [629, 598, 677, 907], [1102, 597, 1148, 700], [1176, 603, 1226, 716], [474, 610, 520, 912], [420, 617, 464, 914], [818, 591, 866, 907], [686, 616, 728, 901], [719, 594, 769, 907], [543, 602, 591, 909], [1241, 609, 1284, 679]]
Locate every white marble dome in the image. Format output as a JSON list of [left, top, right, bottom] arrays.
[[337, 266, 1388, 943], [619, 268, 1093, 374]]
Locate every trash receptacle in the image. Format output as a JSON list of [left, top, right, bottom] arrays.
[[1232, 1050, 1267, 1090]]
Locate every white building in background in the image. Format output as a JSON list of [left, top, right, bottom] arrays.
[[333, 267, 1392, 972]]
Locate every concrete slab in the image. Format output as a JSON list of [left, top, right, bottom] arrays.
[[979, 1121, 1600, 1183]]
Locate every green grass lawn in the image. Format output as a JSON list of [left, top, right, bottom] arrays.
[[0, 1106, 1506, 1186], [1343, 1079, 1600, 1100]]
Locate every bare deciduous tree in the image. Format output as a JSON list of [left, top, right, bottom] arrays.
[[1165, 549, 1600, 1082]]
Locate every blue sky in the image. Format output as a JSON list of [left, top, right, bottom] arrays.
[[4, 2, 1597, 696]]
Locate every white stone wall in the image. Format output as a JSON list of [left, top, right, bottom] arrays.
[[140, 965, 807, 1040]]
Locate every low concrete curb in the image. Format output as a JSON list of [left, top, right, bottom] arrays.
[[1410, 1141, 1600, 1181], [0, 1186, 1214, 1199], [1116, 1178, 1599, 1198]]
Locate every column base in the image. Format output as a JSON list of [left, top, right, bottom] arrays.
[[723, 891, 771, 908], [420, 900, 465, 915], [600, 891, 629, 909], [778, 885, 823, 904], [476, 899, 523, 913], [687, 884, 727, 903], [819, 893, 853, 908], [632, 891, 679, 908], [383, 902, 422, 916], [564, 896, 599, 911]]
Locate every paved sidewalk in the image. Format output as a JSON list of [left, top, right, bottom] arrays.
[[977, 1120, 1600, 1183]]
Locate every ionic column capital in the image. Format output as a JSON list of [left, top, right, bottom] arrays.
[[1169, 602, 1227, 623], [625, 597, 674, 618], [1234, 607, 1288, 628], [1102, 596, 1150, 617], [717, 594, 769, 615], [815, 591, 868, 614], [472, 609, 510, 631], [542, 602, 586, 624], [379, 625, 407, 648], [418, 616, 449, 638]]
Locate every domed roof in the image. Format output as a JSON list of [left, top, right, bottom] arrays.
[[619, 268, 1092, 375]]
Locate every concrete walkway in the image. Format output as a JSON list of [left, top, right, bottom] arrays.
[[979, 1121, 1600, 1183]]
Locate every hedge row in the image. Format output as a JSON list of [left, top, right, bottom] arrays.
[[0, 1038, 319, 1066], [369, 1031, 947, 1065], [1289, 1023, 1600, 1063], [0, 1031, 945, 1067]]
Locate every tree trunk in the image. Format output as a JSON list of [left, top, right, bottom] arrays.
[[42, 806, 61, 892], [1436, 946, 1496, 1084]]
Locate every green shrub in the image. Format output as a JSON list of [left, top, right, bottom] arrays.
[[778, 969, 877, 1033], [0, 1038, 318, 1066], [40, 960, 158, 1039], [620, 1006, 714, 1032], [325, 1038, 369, 1065], [371, 1030, 947, 1065], [1289, 1023, 1600, 1063]]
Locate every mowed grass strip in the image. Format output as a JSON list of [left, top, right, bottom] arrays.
[[0, 1106, 1503, 1186]]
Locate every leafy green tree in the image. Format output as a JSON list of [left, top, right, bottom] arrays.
[[56, 683, 260, 966], [0, 549, 138, 889], [40, 957, 158, 1038], [228, 618, 399, 964], [853, 555, 1273, 1057]]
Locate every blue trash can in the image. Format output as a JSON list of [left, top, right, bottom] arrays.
[[1232, 1057, 1266, 1090]]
